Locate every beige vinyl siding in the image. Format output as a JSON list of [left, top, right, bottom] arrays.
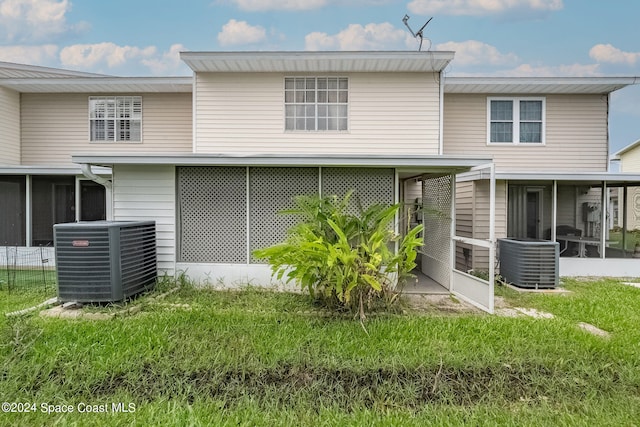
[[21, 93, 192, 166], [620, 147, 640, 172], [195, 72, 440, 155], [454, 180, 474, 270], [0, 87, 20, 165], [474, 180, 507, 268], [112, 165, 175, 273], [443, 93, 609, 172]]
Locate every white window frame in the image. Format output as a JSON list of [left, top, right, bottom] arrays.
[[284, 77, 349, 132], [89, 96, 142, 143], [487, 97, 546, 145]]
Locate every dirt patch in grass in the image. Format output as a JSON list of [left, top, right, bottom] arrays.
[[28, 362, 626, 411]]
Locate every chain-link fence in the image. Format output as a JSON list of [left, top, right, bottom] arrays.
[[0, 246, 56, 292]]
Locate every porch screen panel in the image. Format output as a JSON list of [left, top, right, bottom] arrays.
[[177, 166, 247, 263], [0, 176, 26, 246], [249, 167, 319, 263], [422, 174, 453, 287], [321, 168, 394, 212], [32, 175, 75, 246]]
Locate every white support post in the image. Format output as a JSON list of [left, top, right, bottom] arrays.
[[394, 169, 399, 255], [75, 177, 82, 222], [488, 163, 496, 313], [246, 166, 251, 266], [551, 180, 557, 242], [602, 181, 607, 259], [25, 175, 31, 247], [449, 172, 456, 292]]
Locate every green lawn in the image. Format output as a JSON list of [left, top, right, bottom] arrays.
[[1, 277, 639, 426]]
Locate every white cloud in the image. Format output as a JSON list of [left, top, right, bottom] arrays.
[[0, 0, 87, 42], [231, 0, 328, 11], [59, 42, 156, 69], [0, 44, 58, 64], [436, 40, 518, 66], [306, 22, 414, 51], [589, 44, 640, 66], [408, 0, 563, 16], [218, 19, 267, 46], [141, 43, 190, 75]]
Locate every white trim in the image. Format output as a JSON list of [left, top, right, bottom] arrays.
[[488, 162, 496, 314], [72, 153, 493, 169], [445, 76, 638, 94], [487, 97, 546, 145], [246, 166, 251, 266], [192, 72, 197, 153], [25, 175, 31, 247], [439, 71, 444, 155]]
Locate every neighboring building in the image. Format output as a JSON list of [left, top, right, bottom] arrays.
[[1, 52, 638, 313], [611, 139, 640, 247]]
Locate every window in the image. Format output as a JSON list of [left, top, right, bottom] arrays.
[[89, 96, 141, 142], [285, 77, 348, 131], [488, 97, 545, 144]]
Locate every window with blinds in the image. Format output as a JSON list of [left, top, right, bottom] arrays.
[[89, 96, 142, 142]]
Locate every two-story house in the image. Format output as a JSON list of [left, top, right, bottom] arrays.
[[1, 51, 638, 313]]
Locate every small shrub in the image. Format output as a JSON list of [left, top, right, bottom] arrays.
[[254, 192, 423, 320]]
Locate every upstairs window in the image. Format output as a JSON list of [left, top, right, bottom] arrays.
[[488, 97, 545, 144], [89, 96, 142, 142], [285, 77, 348, 131]]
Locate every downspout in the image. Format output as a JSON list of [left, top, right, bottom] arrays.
[[80, 163, 113, 220], [439, 70, 445, 155]]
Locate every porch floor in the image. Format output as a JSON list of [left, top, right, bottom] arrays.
[[402, 269, 450, 295]]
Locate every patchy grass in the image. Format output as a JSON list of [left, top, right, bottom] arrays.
[[1, 277, 639, 425]]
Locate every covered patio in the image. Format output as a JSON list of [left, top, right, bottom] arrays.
[[498, 171, 640, 277]]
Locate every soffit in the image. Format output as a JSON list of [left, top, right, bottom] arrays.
[[0, 77, 193, 93], [445, 77, 638, 94], [181, 51, 454, 73]]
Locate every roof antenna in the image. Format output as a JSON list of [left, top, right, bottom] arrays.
[[402, 15, 433, 51]]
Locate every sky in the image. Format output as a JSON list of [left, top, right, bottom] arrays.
[[0, 0, 638, 154]]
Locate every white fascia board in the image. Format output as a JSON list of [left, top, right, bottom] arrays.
[[180, 51, 455, 73], [445, 76, 639, 94], [72, 153, 492, 169], [0, 165, 112, 175], [0, 77, 193, 93], [494, 171, 640, 184]]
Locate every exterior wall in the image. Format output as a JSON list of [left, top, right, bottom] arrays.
[[0, 87, 20, 165], [443, 93, 609, 172], [112, 165, 176, 274], [194, 72, 440, 155], [20, 93, 192, 166]]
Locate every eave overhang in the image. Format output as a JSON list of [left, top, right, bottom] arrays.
[[180, 51, 455, 73], [72, 153, 492, 172], [0, 77, 193, 93], [444, 77, 639, 94], [0, 165, 112, 175]]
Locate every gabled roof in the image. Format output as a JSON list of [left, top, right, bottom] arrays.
[[181, 51, 455, 73], [612, 139, 640, 160], [444, 77, 639, 94]]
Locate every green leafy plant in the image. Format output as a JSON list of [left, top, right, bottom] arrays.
[[253, 192, 424, 320]]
